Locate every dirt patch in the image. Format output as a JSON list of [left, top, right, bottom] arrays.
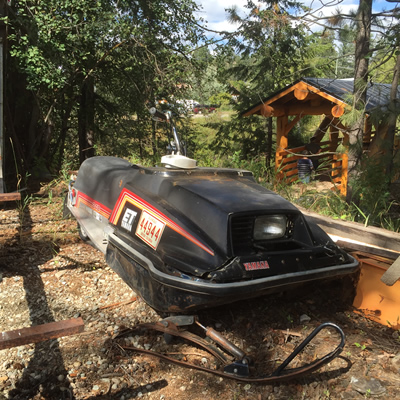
[[0, 196, 399, 399]]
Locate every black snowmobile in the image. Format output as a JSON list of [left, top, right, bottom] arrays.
[[66, 107, 359, 314]]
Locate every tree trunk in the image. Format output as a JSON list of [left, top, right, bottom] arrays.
[[54, 91, 74, 172], [78, 78, 95, 164], [385, 48, 400, 179], [151, 119, 157, 156], [346, 0, 372, 202], [26, 98, 41, 169], [266, 117, 273, 179], [38, 118, 54, 160]]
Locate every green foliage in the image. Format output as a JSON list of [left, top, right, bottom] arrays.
[[336, 25, 356, 78], [209, 92, 232, 107], [189, 48, 228, 104], [301, 31, 337, 78], [211, 114, 265, 159], [205, 0, 314, 178], [348, 156, 400, 231], [289, 165, 400, 232], [186, 113, 229, 167], [224, 0, 310, 89], [3, 0, 399, 236], [5, 0, 205, 182], [295, 188, 354, 220], [353, 342, 367, 351], [224, 151, 269, 182], [128, 154, 154, 167]]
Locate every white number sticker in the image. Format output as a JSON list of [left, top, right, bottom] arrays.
[[135, 211, 165, 249]]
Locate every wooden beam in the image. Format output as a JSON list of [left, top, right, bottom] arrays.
[[0, 317, 84, 350], [284, 115, 302, 136], [262, 103, 342, 117], [0, 193, 21, 202], [300, 207, 400, 253], [335, 121, 348, 132], [329, 119, 339, 152], [294, 82, 309, 100], [260, 104, 284, 117], [331, 105, 345, 118], [353, 251, 395, 265], [243, 103, 263, 116], [289, 104, 335, 116], [261, 81, 348, 110], [301, 82, 349, 110], [312, 116, 333, 142], [337, 240, 399, 260]]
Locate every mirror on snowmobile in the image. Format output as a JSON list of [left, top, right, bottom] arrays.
[[149, 107, 197, 169], [149, 107, 169, 122]]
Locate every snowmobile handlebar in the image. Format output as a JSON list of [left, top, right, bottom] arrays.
[[149, 106, 182, 155]]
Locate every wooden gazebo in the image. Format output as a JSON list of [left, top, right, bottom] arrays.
[[243, 78, 398, 196]]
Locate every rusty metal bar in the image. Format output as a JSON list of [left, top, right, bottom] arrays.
[[195, 320, 246, 360], [0, 193, 21, 202], [0, 317, 84, 350]]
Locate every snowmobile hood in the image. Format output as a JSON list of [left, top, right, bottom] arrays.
[[125, 165, 299, 215], [73, 157, 298, 215], [73, 157, 301, 259], [154, 169, 298, 214], [122, 166, 301, 256]]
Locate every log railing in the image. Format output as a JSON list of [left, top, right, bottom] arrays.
[[276, 140, 348, 195]]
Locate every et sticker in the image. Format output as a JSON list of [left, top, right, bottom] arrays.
[[121, 208, 138, 231]]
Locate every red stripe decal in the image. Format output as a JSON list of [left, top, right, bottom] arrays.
[[76, 192, 112, 219], [110, 188, 214, 256]]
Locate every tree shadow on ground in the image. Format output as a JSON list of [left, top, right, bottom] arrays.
[[2, 206, 76, 399]]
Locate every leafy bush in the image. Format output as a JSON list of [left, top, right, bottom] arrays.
[[224, 151, 269, 182], [294, 189, 355, 220]]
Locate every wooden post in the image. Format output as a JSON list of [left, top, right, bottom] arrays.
[[363, 115, 373, 148], [275, 116, 289, 180], [341, 148, 349, 197], [329, 119, 339, 152]]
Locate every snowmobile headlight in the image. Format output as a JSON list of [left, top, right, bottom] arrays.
[[253, 215, 287, 240]]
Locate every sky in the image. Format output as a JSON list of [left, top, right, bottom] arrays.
[[194, 0, 396, 34]]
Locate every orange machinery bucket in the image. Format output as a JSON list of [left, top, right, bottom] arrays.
[[352, 252, 400, 330]]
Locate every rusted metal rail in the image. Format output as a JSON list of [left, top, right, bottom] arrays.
[[116, 318, 346, 383], [0, 192, 21, 202], [0, 317, 84, 350]]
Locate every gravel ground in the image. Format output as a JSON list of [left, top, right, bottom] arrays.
[[0, 195, 400, 400]]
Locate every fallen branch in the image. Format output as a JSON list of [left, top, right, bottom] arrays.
[[279, 329, 302, 337], [100, 297, 137, 310]]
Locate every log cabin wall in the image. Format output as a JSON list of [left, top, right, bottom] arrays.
[[276, 134, 348, 195]]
